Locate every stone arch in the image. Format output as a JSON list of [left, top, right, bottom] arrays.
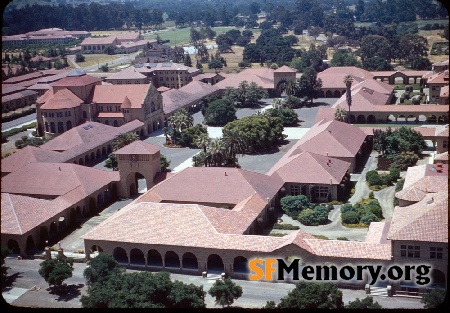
[[153, 121, 158, 132], [85, 154, 90, 164], [140, 129, 144, 137], [58, 216, 67, 232], [356, 115, 366, 124], [367, 115, 376, 123], [97, 193, 104, 208], [39, 226, 49, 247], [427, 115, 437, 123], [418, 114, 427, 122], [58, 121, 64, 133], [7, 239, 20, 254], [233, 256, 249, 273], [75, 206, 82, 218], [130, 248, 145, 265], [89, 245, 103, 254], [105, 120, 110, 125], [79, 158, 84, 165], [126, 171, 147, 197], [182, 252, 198, 270], [406, 115, 415, 122], [90, 152, 95, 161], [107, 145, 112, 154], [333, 90, 341, 97], [49, 221, 58, 238], [207, 254, 224, 273], [164, 251, 180, 268], [147, 249, 163, 267], [113, 247, 128, 264], [430, 269, 446, 289], [147, 123, 152, 134], [438, 115, 447, 123], [69, 208, 77, 226], [326, 90, 333, 97], [113, 120, 118, 127], [26, 235, 35, 254], [348, 114, 356, 123], [96, 149, 101, 159], [102, 147, 107, 157]]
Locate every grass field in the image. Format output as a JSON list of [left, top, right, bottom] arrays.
[[74, 54, 122, 67]]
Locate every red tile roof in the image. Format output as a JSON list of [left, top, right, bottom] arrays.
[[51, 73, 102, 87], [1, 162, 119, 198], [267, 151, 350, 185], [137, 167, 283, 206], [214, 68, 275, 90], [89, 84, 152, 108], [303, 239, 391, 260], [427, 71, 449, 85], [1, 193, 65, 235], [105, 66, 147, 80], [290, 120, 367, 158], [274, 65, 297, 73], [1, 146, 63, 174], [81, 36, 117, 45], [435, 124, 449, 137], [388, 191, 448, 243], [317, 67, 373, 89], [114, 140, 160, 155], [333, 87, 390, 112], [40, 88, 84, 110]]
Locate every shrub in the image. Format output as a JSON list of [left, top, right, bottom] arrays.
[[273, 223, 300, 230], [342, 211, 360, 224], [380, 173, 392, 186], [15, 139, 24, 148], [269, 233, 286, 237], [389, 167, 401, 180], [360, 212, 379, 225], [366, 204, 383, 219], [391, 152, 419, 170], [328, 200, 342, 205], [366, 170, 383, 186], [311, 234, 329, 240], [340, 203, 354, 213], [369, 191, 375, 199], [297, 208, 315, 225], [280, 195, 310, 217], [337, 237, 349, 241]]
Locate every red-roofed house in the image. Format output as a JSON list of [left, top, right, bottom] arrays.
[[287, 120, 369, 172], [267, 151, 351, 202], [427, 70, 449, 104]]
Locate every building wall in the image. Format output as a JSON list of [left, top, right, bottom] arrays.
[[435, 137, 448, 154]]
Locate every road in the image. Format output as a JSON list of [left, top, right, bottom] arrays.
[[1, 113, 37, 132], [3, 258, 424, 309]]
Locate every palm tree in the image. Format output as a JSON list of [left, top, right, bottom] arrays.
[[112, 132, 139, 151], [194, 133, 211, 167], [208, 138, 225, 167], [167, 109, 193, 145], [222, 129, 247, 167], [283, 80, 299, 97], [343, 75, 353, 123], [334, 108, 348, 122]]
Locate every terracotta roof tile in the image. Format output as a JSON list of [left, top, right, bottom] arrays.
[[89, 84, 152, 108], [1, 146, 63, 174], [364, 222, 390, 244], [40, 88, 84, 110], [388, 192, 448, 243], [267, 151, 350, 184], [289, 120, 367, 158], [1, 193, 65, 235], [106, 66, 148, 80], [114, 140, 160, 155], [1, 162, 117, 198], [274, 65, 297, 73], [303, 239, 391, 260], [51, 72, 102, 87]]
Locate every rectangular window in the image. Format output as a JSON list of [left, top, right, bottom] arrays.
[[443, 141, 448, 148], [401, 245, 420, 258], [67, 111, 71, 116], [316, 186, 329, 199], [430, 247, 443, 259], [290, 185, 300, 196]]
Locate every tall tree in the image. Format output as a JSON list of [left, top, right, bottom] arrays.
[[277, 281, 343, 309], [222, 129, 247, 166], [38, 255, 74, 288], [208, 278, 243, 308], [297, 67, 323, 105], [343, 75, 353, 123], [84, 252, 124, 285]]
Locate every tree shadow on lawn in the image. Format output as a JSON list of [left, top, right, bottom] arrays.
[[47, 283, 84, 302]]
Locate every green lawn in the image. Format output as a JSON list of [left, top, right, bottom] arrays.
[[144, 26, 254, 46]]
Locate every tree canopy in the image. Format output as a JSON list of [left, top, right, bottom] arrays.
[[208, 278, 243, 307], [83, 252, 124, 286], [345, 296, 382, 309], [222, 115, 284, 153], [38, 255, 74, 288], [277, 281, 344, 309], [81, 270, 205, 308], [203, 99, 237, 126]]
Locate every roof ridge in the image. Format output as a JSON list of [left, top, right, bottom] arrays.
[[7, 193, 23, 235]]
